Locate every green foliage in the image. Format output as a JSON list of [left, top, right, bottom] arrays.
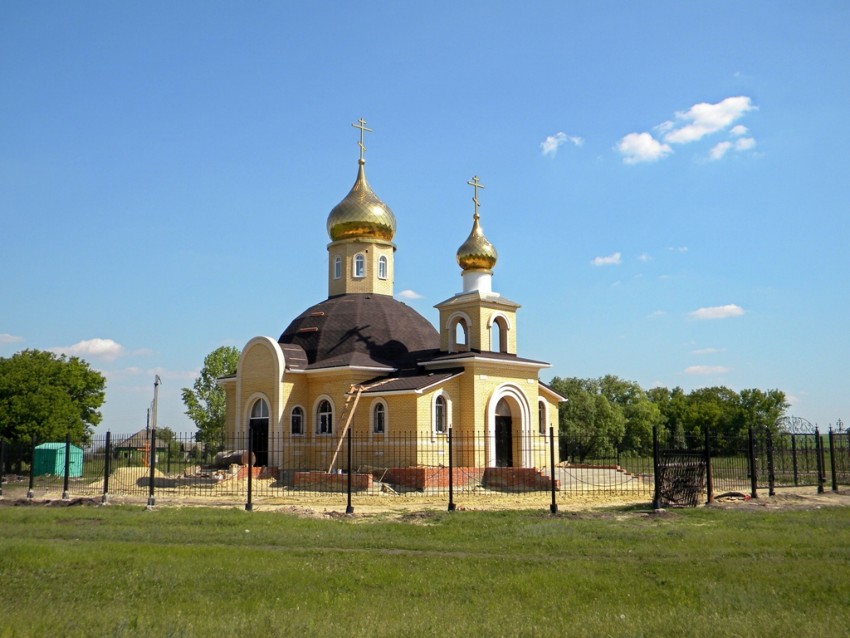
[[553, 375, 789, 457], [181, 346, 239, 446], [0, 349, 105, 443]]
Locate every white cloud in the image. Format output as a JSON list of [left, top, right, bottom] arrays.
[[685, 365, 731, 375], [616, 132, 672, 164], [709, 141, 733, 161], [638, 252, 652, 262], [397, 289, 424, 300], [688, 304, 745, 320], [710, 136, 756, 161], [0, 333, 24, 344], [591, 252, 622, 266], [648, 310, 667, 318], [663, 96, 756, 145], [668, 246, 688, 253], [735, 137, 756, 151], [53, 338, 125, 361], [619, 97, 756, 165], [540, 132, 583, 157]]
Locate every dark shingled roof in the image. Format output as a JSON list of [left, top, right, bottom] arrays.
[[279, 293, 440, 370], [358, 369, 464, 394]]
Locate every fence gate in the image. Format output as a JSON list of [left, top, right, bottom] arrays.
[[656, 450, 706, 507]]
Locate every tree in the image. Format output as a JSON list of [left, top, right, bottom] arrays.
[[181, 346, 239, 446], [550, 376, 624, 462], [597, 375, 662, 456], [0, 349, 106, 443]]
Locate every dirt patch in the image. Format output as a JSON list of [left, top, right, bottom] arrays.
[[2, 485, 849, 519]]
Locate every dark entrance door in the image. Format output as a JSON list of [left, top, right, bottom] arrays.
[[495, 416, 513, 467], [250, 419, 269, 467]]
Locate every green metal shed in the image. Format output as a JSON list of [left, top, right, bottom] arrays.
[[33, 442, 83, 477]]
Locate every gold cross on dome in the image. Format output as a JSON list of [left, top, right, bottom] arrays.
[[467, 175, 485, 218], [351, 118, 373, 162]]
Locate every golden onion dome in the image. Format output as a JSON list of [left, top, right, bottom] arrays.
[[456, 211, 498, 271], [327, 160, 397, 242]]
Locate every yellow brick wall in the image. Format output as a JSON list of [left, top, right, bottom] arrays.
[[327, 238, 395, 297]]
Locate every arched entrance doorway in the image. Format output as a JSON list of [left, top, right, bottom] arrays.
[[249, 399, 270, 467], [487, 384, 531, 468], [495, 398, 513, 467]]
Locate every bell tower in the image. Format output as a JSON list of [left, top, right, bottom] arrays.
[[435, 176, 520, 354]]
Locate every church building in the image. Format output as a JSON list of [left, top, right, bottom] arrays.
[[219, 120, 563, 485]]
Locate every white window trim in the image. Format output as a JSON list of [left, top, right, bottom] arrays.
[[333, 256, 342, 279], [378, 255, 388, 280], [370, 398, 388, 436], [445, 311, 472, 353], [313, 395, 335, 436], [353, 253, 366, 279], [538, 399, 548, 436], [432, 391, 451, 437], [290, 405, 305, 436]]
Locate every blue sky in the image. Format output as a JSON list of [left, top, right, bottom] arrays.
[[2, 2, 848, 434]]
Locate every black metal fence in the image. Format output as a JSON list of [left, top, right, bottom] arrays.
[[1, 426, 847, 511]]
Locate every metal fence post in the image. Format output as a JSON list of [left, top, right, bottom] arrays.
[[147, 428, 157, 507], [748, 427, 758, 499], [791, 434, 799, 486], [345, 427, 354, 515], [766, 427, 775, 497], [246, 425, 254, 511], [652, 426, 661, 509], [549, 426, 558, 514], [102, 431, 111, 504], [704, 426, 714, 504], [62, 431, 71, 500], [828, 428, 838, 492], [448, 426, 456, 512], [27, 435, 36, 500], [815, 428, 825, 494]]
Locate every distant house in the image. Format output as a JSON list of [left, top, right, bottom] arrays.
[[113, 429, 168, 462]]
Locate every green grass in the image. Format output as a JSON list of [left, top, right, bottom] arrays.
[[0, 504, 848, 637]]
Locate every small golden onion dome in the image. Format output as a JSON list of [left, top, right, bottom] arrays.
[[456, 212, 498, 271], [327, 160, 397, 242]]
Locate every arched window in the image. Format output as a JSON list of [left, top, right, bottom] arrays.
[[372, 402, 386, 434], [378, 255, 388, 280], [538, 400, 546, 435], [490, 315, 509, 353], [250, 399, 269, 421], [454, 320, 468, 350], [317, 400, 333, 435], [434, 395, 447, 434], [333, 256, 342, 279], [448, 313, 471, 353], [291, 406, 304, 436], [353, 253, 365, 278]]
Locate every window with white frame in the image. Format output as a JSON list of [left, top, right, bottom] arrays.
[[538, 400, 546, 435], [353, 253, 365, 278], [378, 255, 388, 280], [317, 399, 333, 434], [372, 402, 386, 434], [434, 395, 447, 434], [334, 256, 342, 279], [291, 406, 304, 435], [250, 399, 269, 421]]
